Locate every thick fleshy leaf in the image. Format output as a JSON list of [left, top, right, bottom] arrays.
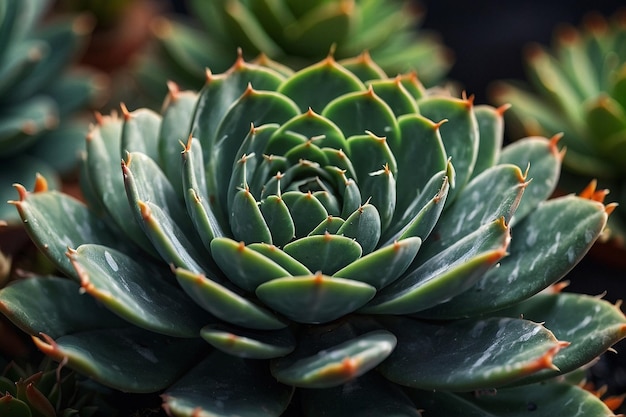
[[363, 218, 510, 314], [9, 190, 120, 278], [200, 324, 295, 359], [0, 276, 126, 339], [336, 203, 381, 254], [424, 164, 525, 258], [85, 115, 157, 255], [258, 196, 296, 246], [31, 328, 208, 393], [496, 292, 626, 384], [301, 372, 422, 417], [308, 215, 345, 235], [333, 237, 421, 289], [181, 137, 226, 248], [175, 268, 287, 330], [158, 87, 199, 193], [68, 244, 208, 337], [230, 187, 272, 244], [210, 237, 291, 291], [393, 114, 448, 220], [419, 196, 608, 318], [418, 96, 478, 201], [367, 78, 418, 117], [247, 243, 311, 275], [163, 351, 293, 417], [322, 88, 401, 152], [378, 316, 566, 391], [408, 382, 617, 417], [121, 107, 161, 160], [471, 104, 504, 178], [256, 273, 376, 323], [278, 57, 364, 112], [282, 234, 362, 274], [281, 190, 329, 237], [498, 136, 562, 226], [272, 330, 396, 388]]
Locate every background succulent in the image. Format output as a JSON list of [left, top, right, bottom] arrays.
[[490, 11, 626, 245], [134, 0, 452, 104], [0, 53, 624, 416], [0, 0, 107, 224]]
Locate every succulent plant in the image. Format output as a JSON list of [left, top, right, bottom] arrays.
[[490, 11, 626, 245], [0, 52, 624, 416], [135, 0, 451, 103], [0, 0, 107, 224]]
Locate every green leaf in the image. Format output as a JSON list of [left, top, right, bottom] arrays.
[[200, 324, 295, 359], [301, 372, 422, 417], [247, 242, 311, 275], [230, 187, 272, 244], [419, 196, 608, 318], [364, 218, 510, 314], [367, 78, 418, 117], [323, 89, 401, 153], [85, 115, 157, 255], [334, 237, 421, 289], [272, 330, 396, 388], [408, 382, 617, 417], [393, 114, 447, 221], [418, 164, 526, 260], [496, 292, 626, 384], [121, 107, 161, 161], [163, 351, 293, 417], [175, 268, 287, 330], [378, 316, 565, 391], [0, 276, 126, 339], [68, 244, 208, 337], [31, 328, 208, 393], [499, 136, 562, 226], [278, 57, 364, 112], [158, 87, 198, 193], [417, 96, 478, 201], [336, 203, 381, 255], [210, 237, 291, 291], [282, 234, 362, 275], [256, 274, 376, 324], [0, 96, 57, 155], [10, 190, 120, 278], [281, 190, 329, 238], [267, 109, 347, 154], [471, 104, 504, 178], [259, 195, 295, 247]]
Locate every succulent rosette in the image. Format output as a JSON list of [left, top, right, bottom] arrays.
[[0, 0, 107, 224], [136, 0, 451, 102], [0, 53, 624, 416], [491, 11, 626, 244]]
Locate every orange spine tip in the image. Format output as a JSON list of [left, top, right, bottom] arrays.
[[33, 173, 48, 193], [94, 111, 104, 125], [138, 200, 151, 220], [10, 183, 29, 203], [495, 103, 512, 116], [579, 179, 598, 199], [433, 119, 448, 130], [605, 203, 618, 216], [120, 102, 131, 120], [167, 81, 180, 100]]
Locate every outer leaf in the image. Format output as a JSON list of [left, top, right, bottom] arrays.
[[163, 351, 293, 417], [200, 324, 295, 359], [471, 104, 504, 178], [10, 190, 120, 278], [272, 330, 396, 388], [68, 244, 208, 337], [175, 268, 287, 330], [363, 218, 510, 314], [301, 372, 422, 417], [231, 187, 273, 244], [247, 243, 311, 275], [496, 292, 626, 384], [378, 316, 566, 391], [31, 328, 208, 393], [408, 382, 617, 417], [0, 276, 125, 339], [336, 203, 381, 255], [256, 274, 376, 324], [419, 196, 608, 318]]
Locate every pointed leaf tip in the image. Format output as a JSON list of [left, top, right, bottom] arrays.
[[120, 103, 131, 120]]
